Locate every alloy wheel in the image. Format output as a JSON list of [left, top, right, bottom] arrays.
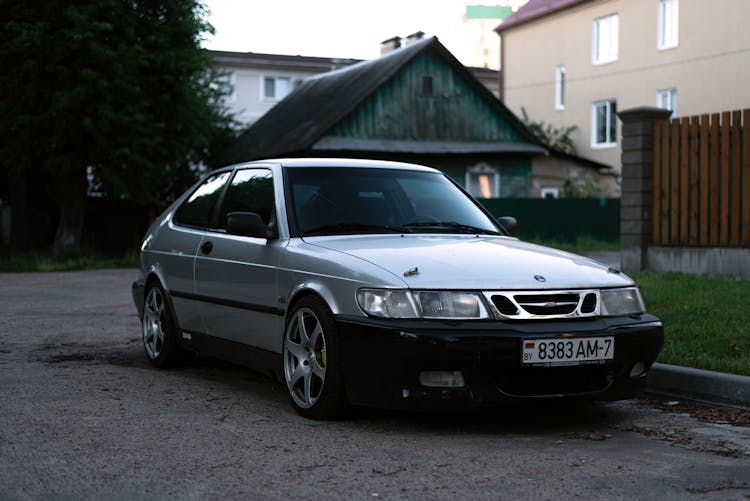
[[143, 287, 166, 360], [283, 307, 327, 409]]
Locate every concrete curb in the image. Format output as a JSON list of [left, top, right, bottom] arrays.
[[646, 363, 750, 409]]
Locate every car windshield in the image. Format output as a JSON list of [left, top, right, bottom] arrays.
[[286, 167, 502, 237]]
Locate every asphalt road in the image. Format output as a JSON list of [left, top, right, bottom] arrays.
[[1, 269, 749, 500]]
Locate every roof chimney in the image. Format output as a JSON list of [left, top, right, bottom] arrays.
[[403, 31, 425, 46], [380, 36, 402, 55]]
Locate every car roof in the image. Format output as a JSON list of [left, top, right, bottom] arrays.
[[228, 158, 442, 173]]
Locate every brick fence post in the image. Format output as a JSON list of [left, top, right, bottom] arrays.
[[617, 107, 671, 271]]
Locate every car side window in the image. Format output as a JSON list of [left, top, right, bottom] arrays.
[[173, 172, 231, 228], [218, 168, 274, 227]]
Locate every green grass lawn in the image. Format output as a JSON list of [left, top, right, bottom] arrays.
[[0, 248, 138, 272], [632, 272, 750, 376]]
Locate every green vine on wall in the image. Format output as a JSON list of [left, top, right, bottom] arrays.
[[520, 107, 578, 155]]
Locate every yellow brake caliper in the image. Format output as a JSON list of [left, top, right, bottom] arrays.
[[316, 338, 327, 367]]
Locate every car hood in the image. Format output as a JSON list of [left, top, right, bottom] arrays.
[[305, 234, 633, 290]]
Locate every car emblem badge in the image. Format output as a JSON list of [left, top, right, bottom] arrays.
[[404, 267, 419, 277], [534, 275, 546, 283]]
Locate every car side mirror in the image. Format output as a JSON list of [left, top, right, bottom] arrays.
[[497, 216, 518, 236], [225, 212, 273, 239]]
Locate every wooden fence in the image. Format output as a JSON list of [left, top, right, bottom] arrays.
[[652, 109, 750, 247]]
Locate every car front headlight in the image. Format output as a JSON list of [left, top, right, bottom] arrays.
[[600, 287, 645, 317], [357, 289, 419, 318], [357, 289, 490, 319]]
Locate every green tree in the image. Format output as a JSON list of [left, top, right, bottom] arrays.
[[520, 107, 578, 155], [0, 0, 235, 251], [563, 177, 605, 198]]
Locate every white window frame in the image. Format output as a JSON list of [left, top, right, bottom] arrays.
[[656, 88, 678, 119], [657, 0, 679, 50], [262, 75, 292, 102], [541, 187, 561, 199], [591, 99, 617, 149], [555, 65, 566, 110], [592, 14, 619, 65], [465, 163, 500, 199]]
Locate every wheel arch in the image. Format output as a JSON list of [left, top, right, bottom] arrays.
[[285, 283, 341, 320], [285, 288, 333, 322], [144, 265, 168, 293]]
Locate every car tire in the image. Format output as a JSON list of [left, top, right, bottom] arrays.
[[282, 296, 348, 419], [141, 282, 189, 368]]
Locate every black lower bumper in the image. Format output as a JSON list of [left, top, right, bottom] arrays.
[[336, 314, 664, 410], [132, 279, 145, 318]]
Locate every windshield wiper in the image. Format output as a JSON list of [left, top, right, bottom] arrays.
[[404, 221, 502, 236], [302, 222, 411, 236]]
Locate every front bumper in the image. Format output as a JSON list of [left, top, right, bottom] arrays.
[[336, 314, 663, 410]]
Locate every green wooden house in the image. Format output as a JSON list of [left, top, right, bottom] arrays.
[[221, 37, 546, 198]]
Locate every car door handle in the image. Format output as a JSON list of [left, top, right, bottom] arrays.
[[200, 241, 213, 254]]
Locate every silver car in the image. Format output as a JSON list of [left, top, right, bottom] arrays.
[[132, 158, 663, 419]]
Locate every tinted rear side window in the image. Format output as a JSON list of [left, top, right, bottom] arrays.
[[173, 172, 231, 228]]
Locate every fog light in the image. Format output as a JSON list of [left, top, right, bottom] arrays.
[[629, 361, 647, 378], [419, 370, 465, 388]]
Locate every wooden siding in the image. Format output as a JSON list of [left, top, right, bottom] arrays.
[[652, 109, 750, 247], [329, 52, 525, 142]]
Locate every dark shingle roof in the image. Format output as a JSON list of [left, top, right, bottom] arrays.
[[495, 0, 591, 33], [220, 37, 543, 165], [210, 50, 360, 71]]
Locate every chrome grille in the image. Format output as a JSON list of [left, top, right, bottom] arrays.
[[581, 293, 597, 313], [484, 290, 600, 320], [513, 293, 579, 315], [491, 295, 518, 315]]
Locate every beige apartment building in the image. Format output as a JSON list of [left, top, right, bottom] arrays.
[[496, 0, 750, 191]]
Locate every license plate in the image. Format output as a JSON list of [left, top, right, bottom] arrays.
[[521, 337, 614, 366]]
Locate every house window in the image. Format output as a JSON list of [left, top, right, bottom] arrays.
[[657, 88, 678, 119], [657, 0, 679, 50], [541, 187, 560, 199], [555, 65, 566, 110], [466, 164, 499, 199], [422, 75, 433, 96], [591, 99, 617, 148], [592, 14, 619, 65], [263, 76, 292, 101]]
